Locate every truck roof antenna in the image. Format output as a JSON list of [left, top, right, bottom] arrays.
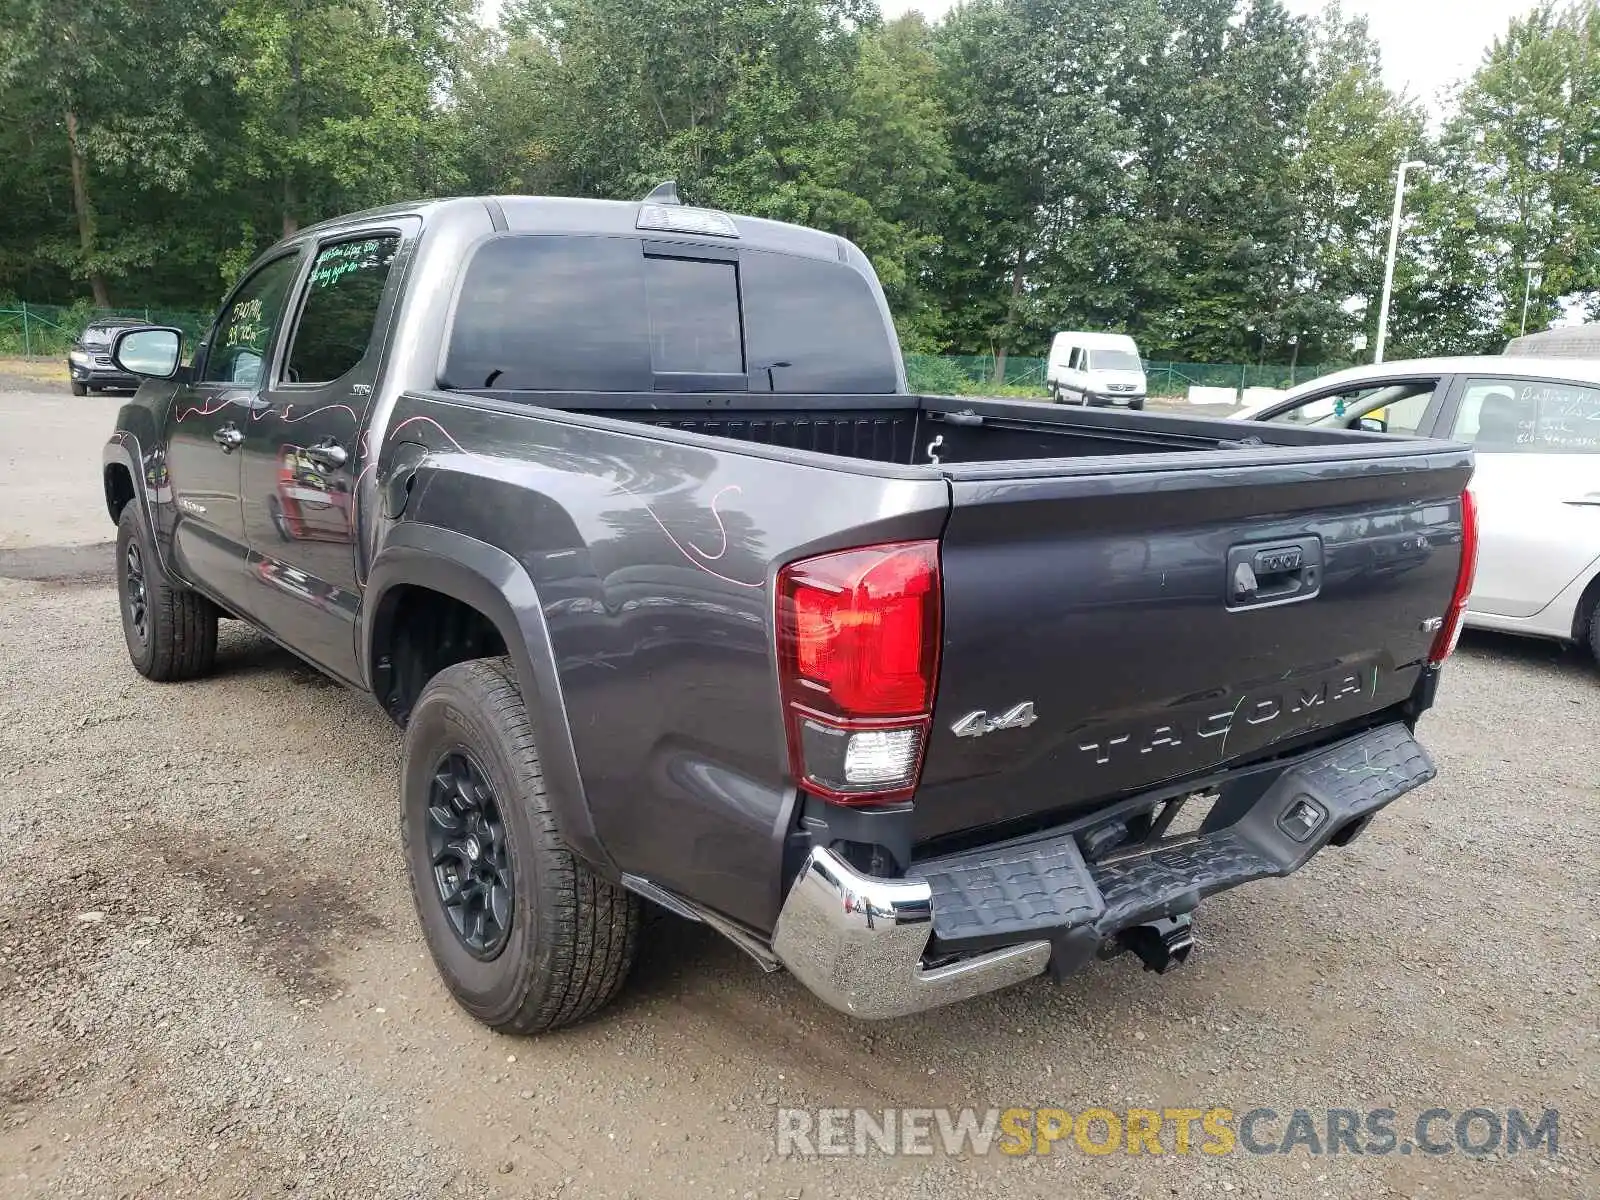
[[643, 180, 682, 206]]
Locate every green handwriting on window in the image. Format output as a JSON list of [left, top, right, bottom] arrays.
[[310, 240, 393, 290]]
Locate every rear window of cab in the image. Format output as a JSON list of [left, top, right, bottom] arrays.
[[440, 234, 898, 395]]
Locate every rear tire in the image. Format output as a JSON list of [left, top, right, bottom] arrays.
[[1588, 597, 1600, 665], [401, 657, 640, 1034], [115, 503, 218, 680], [70, 379, 88, 397]]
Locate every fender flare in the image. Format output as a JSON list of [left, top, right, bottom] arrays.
[[361, 522, 616, 877], [102, 433, 147, 523], [102, 433, 179, 576]]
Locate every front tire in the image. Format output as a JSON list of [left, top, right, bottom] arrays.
[[401, 658, 640, 1034], [1588, 597, 1600, 665], [70, 379, 88, 397], [115, 503, 218, 680]]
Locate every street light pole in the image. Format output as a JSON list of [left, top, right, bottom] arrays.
[[1520, 260, 1542, 336], [1374, 159, 1427, 364]]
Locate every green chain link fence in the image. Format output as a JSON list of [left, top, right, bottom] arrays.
[[1142, 360, 1359, 396], [0, 300, 212, 358], [904, 354, 1049, 395], [905, 353, 1357, 398]]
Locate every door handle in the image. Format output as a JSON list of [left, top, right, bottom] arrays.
[[306, 439, 349, 470], [1226, 538, 1323, 609], [1563, 494, 1600, 506], [212, 424, 244, 452]]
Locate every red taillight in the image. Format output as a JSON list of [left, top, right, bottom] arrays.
[[777, 541, 941, 804], [1429, 488, 1479, 665]]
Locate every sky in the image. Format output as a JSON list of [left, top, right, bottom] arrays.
[[881, 0, 1545, 115]]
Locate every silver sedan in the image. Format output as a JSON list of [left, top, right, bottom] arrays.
[[1236, 356, 1600, 662]]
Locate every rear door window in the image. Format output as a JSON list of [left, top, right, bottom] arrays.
[[283, 235, 401, 385], [1451, 377, 1600, 452]]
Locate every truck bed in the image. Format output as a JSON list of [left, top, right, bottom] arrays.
[[405, 385, 1471, 856], [458, 389, 1401, 468]]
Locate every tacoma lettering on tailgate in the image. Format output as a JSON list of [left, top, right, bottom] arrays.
[[1077, 671, 1368, 765]]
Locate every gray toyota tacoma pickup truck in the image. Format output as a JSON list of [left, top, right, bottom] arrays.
[[100, 187, 1477, 1031]]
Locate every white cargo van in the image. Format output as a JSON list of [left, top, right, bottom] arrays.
[[1045, 332, 1148, 409]]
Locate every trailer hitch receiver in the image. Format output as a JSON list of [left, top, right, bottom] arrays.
[[1118, 914, 1195, 974]]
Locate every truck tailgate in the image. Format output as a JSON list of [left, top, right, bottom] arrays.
[[914, 444, 1474, 844]]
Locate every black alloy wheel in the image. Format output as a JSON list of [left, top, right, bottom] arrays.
[[426, 750, 515, 959], [124, 541, 150, 647]]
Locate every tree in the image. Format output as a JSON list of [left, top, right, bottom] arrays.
[[7, 0, 1600, 375], [1286, 3, 1426, 361], [0, 0, 223, 305], [471, 0, 951, 337], [221, 0, 472, 241], [930, 0, 1132, 373], [1387, 0, 1600, 355]]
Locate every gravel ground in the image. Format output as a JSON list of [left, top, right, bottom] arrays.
[[0, 386, 1594, 1199]]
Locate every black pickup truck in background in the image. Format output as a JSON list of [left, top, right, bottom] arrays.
[[101, 187, 1477, 1030]]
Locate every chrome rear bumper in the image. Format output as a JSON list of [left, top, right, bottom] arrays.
[[771, 845, 1051, 1020], [770, 724, 1434, 1020]]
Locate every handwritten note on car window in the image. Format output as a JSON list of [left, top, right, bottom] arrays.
[[225, 297, 266, 352], [1515, 382, 1600, 451], [1457, 377, 1600, 453], [310, 239, 394, 290]]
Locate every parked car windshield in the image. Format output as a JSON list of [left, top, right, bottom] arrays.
[[1089, 349, 1141, 371]]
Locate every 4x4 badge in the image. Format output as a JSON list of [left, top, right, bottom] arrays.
[[951, 702, 1037, 739]]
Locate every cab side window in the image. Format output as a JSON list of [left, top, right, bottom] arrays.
[[1264, 386, 1363, 425], [198, 253, 303, 386], [283, 236, 401, 386], [1374, 388, 1432, 436], [1265, 380, 1437, 431]]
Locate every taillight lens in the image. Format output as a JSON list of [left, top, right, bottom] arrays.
[[777, 541, 941, 804], [1428, 488, 1479, 664]]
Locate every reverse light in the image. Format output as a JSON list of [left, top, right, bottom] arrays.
[[1428, 488, 1479, 665], [777, 541, 941, 804]]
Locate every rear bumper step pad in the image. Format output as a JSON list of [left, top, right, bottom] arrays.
[[914, 722, 1435, 973]]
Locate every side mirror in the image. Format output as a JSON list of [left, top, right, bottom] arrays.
[[111, 326, 183, 379], [1357, 416, 1388, 433]]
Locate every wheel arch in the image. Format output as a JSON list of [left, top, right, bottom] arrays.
[[102, 436, 144, 524], [363, 522, 616, 877], [1570, 567, 1600, 645]]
